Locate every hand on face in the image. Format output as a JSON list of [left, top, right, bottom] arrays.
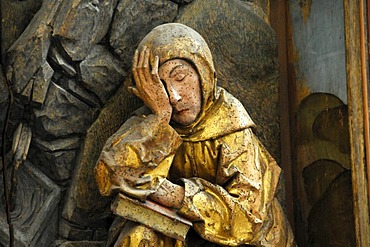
[[130, 46, 172, 123], [130, 47, 202, 126]]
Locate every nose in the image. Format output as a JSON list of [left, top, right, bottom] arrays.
[[167, 84, 181, 104]]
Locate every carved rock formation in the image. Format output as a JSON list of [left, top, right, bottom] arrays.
[[5, 1, 60, 98], [0, 65, 9, 155], [80, 45, 126, 104], [110, 0, 178, 69], [0, 162, 61, 246], [53, 0, 119, 61]]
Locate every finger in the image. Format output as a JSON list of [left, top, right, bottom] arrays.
[[138, 46, 146, 68], [128, 86, 140, 98], [143, 47, 150, 69], [151, 55, 159, 75], [132, 66, 142, 91], [137, 64, 147, 90], [132, 49, 139, 70], [132, 50, 142, 89], [142, 47, 152, 84], [151, 56, 162, 86], [135, 175, 152, 185], [138, 47, 150, 87]]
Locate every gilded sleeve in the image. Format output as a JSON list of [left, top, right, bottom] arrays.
[[95, 114, 182, 201], [178, 128, 294, 246]]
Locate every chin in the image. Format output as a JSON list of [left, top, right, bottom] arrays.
[[172, 115, 196, 126]]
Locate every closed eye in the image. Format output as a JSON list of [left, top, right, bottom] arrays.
[[174, 73, 186, 81], [170, 66, 189, 81]]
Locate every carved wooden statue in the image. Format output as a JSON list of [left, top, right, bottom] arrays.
[[95, 23, 294, 246]]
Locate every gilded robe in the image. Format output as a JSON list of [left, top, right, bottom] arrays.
[[95, 88, 294, 247]]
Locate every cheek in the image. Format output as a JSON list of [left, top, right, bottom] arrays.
[[190, 78, 201, 101], [186, 77, 199, 91], [180, 84, 196, 100], [183, 80, 201, 108]]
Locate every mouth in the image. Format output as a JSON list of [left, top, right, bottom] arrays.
[[174, 108, 188, 115]]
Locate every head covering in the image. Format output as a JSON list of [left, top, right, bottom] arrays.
[[138, 23, 216, 118], [137, 23, 254, 140]]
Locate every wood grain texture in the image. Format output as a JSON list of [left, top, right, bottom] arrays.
[[343, 0, 370, 246]]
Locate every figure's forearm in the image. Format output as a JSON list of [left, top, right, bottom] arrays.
[[148, 179, 184, 209]]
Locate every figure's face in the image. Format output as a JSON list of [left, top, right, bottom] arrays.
[[158, 59, 202, 126]]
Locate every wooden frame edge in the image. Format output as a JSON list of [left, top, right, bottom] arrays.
[[343, 0, 370, 246]]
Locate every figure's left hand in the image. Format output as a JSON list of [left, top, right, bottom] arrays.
[[149, 179, 185, 209]]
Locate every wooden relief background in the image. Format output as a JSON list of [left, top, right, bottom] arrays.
[[283, 0, 370, 246]]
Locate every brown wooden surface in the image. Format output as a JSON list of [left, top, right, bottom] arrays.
[[343, 0, 370, 246], [285, 1, 355, 245], [366, 0, 370, 214], [269, 0, 295, 232]]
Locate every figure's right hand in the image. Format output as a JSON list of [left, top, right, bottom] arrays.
[[130, 46, 172, 123]]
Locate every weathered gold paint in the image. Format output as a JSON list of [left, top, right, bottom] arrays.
[[95, 23, 294, 246]]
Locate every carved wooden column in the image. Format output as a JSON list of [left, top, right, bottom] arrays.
[[344, 0, 370, 245]]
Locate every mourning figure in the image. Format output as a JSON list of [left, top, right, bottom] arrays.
[[95, 23, 294, 246]]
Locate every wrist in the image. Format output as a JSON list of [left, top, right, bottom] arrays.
[[173, 187, 185, 210], [157, 110, 172, 123]]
